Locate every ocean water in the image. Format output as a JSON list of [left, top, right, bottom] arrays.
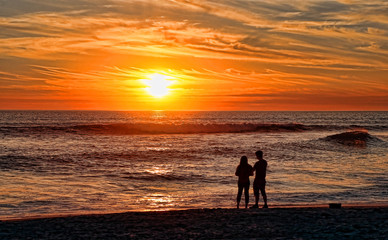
[[0, 111, 387, 219]]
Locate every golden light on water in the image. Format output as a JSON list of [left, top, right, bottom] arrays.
[[145, 166, 171, 175], [142, 73, 174, 98]]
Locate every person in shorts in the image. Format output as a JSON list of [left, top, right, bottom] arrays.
[[251, 150, 268, 208]]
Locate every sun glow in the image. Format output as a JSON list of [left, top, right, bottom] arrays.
[[143, 73, 174, 98]]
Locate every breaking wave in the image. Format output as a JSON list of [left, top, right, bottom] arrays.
[[1, 123, 310, 135], [322, 130, 383, 146], [1, 122, 386, 136]]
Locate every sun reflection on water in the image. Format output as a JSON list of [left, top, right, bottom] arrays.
[[145, 166, 172, 175], [138, 194, 175, 210]]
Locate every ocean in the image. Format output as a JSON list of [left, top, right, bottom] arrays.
[[0, 111, 387, 219]]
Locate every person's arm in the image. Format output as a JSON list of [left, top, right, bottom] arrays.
[[235, 166, 240, 176], [252, 163, 257, 173]]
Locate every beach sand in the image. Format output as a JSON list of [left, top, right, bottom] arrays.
[[1, 206, 387, 239]]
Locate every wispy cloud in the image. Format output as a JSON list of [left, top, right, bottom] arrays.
[[0, 0, 387, 110]]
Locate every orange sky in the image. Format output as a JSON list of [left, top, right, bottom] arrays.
[[0, 0, 387, 110]]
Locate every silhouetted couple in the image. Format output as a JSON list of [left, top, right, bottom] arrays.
[[235, 150, 268, 209]]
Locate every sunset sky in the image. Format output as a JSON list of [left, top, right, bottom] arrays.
[[1, 0, 387, 110]]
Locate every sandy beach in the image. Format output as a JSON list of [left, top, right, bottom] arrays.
[[1, 205, 387, 239]]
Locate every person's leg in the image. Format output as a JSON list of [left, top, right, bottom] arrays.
[[254, 185, 259, 207], [237, 185, 243, 209], [244, 183, 249, 208], [260, 184, 268, 208]]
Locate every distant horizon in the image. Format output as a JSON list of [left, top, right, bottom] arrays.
[[1, 109, 387, 112]]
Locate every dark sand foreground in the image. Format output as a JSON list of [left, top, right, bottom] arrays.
[[1, 206, 387, 239]]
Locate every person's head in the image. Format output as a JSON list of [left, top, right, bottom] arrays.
[[255, 150, 263, 160], [240, 156, 248, 165]]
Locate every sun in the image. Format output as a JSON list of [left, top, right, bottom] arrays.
[[143, 73, 174, 98]]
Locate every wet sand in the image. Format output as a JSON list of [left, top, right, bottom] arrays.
[[1, 206, 387, 239]]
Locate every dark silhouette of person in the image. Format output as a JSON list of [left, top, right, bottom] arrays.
[[251, 150, 268, 208], [235, 156, 253, 209]]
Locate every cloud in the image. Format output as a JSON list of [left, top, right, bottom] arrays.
[[1, 0, 388, 70], [1, 0, 387, 110]]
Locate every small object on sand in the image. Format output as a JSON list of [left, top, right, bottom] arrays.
[[329, 203, 341, 209]]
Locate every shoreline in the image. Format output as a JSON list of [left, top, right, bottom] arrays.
[[2, 203, 388, 222], [1, 205, 387, 239]]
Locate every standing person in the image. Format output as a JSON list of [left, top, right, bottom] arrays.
[[235, 156, 253, 209], [251, 150, 268, 208]]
